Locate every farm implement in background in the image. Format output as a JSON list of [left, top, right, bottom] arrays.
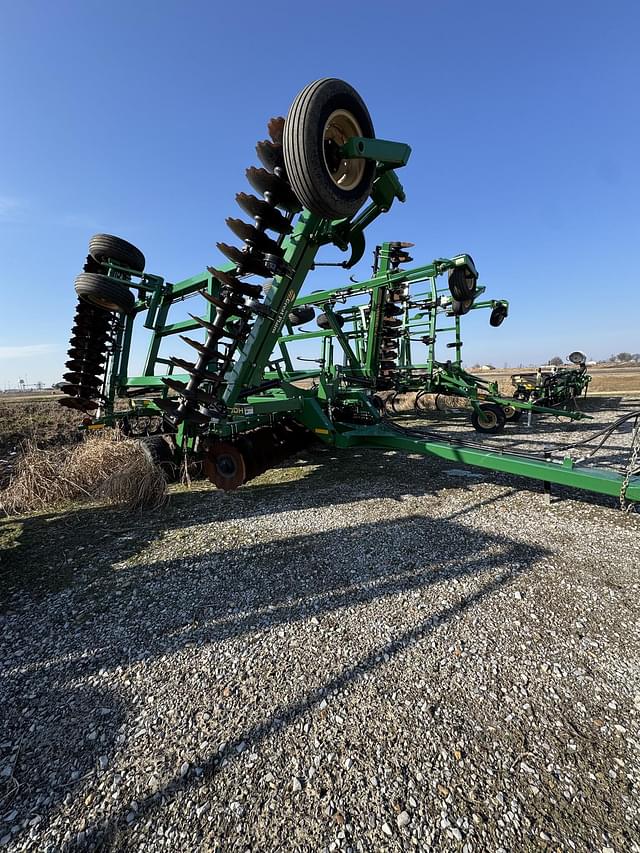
[[278, 244, 590, 434], [511, 352, 592, 409], [58, 78, 640, 507]]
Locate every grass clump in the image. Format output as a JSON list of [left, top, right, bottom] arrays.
[[0, 434, 167, 516]]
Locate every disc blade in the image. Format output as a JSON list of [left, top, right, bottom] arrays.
[[256, 139, 284, 173], [58, 396, 99, 411], [235, 193, 292, 234], [180, 335, 215, 357], [199, 292, 251, 319], [225, 218, 282, 255], [268, 116, 285, 145], [245, 167, 301, 213], [207, 267, 263, 297], [216, 243, 271, 278], [168, 358, 225, 384]]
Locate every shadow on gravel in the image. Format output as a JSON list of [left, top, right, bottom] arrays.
[[83, 520, 547, 850], [0, 446, 477, 604], [2, 490, 551, 848], [1, 428, 631, 609]]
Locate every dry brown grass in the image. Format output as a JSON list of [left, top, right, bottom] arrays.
[[0, 434, 167, 516]]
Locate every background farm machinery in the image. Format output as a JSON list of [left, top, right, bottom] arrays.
[[511, 353, 591, 409], [278, 250, 591, 434], [58, 78, 640, 506]]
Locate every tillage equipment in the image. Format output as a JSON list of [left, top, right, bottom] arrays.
[[511, 352, 591, 408], [58, 78, 640, 507]]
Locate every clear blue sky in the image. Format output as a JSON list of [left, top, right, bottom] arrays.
[[0, 0, 638, 387]]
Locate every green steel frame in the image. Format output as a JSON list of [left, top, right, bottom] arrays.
[[67, 129, 638, 505]]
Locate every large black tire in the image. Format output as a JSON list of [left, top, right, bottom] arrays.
[[471, 403, 506, 434], [448, 263, 477, 300], [288, 305, 315, 326], [317, 312, 345, 330], [89, 234, 145, 273], [75, 272, 135, 314], [283, 78, 376, 220]]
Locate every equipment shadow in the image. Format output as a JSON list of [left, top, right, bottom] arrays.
[[1, 505, 550, 849]]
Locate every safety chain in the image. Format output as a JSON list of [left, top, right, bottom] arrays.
[[620, 417, 640, 512]]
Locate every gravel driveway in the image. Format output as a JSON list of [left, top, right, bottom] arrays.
[[1, 397, 639, 852]]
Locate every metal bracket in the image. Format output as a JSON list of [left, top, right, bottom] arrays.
[[340, 137, 412, 169]]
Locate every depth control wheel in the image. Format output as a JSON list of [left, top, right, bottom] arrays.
[[471, 403, 506, 434], [75, 272, 135, 314], [316, 312, 345, 330], [89, 234, 145, 273], [288, 305, 315, 326], [283, 78, 376, 219]]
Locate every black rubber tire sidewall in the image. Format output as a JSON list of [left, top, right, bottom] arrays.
[[471, 404, 506, 434], [75, 272, 135, 314], [316, 312, 345, 330], [89, 234, 145, 273], [283, 78, 376, 220], [288, 305, 315, 326], [451, 298, 473, 316], [448, 266, 476, 301], [490, 305, 507, 327]]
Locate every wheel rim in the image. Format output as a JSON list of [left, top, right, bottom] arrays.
[[86, 294, 121, 312], [478, 410, 498, 429], [322, 110, 365, 191], [205, 443, 246, 490], [502, 405, 516, 419]]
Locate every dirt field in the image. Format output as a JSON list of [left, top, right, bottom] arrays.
[[472, 365, 640, 396], [0, 395, 639, 852]]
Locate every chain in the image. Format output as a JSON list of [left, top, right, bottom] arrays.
[[620, 417, 640, 512]]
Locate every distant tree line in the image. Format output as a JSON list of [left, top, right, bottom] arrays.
[[546, 353, 640, 365], [606, 352, 640, 363]]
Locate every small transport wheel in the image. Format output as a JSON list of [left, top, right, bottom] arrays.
[[490, 303, 508, 327], [288, 305, 315, 326], [75, 272, 135, 314], [448, 262, 477, 300], [471, 403, 506, 434], [88, 234, 145, 273], [501, 404, 523, 422], [283, 78, 376, 220], [450, 297, 474, 316], [316, 312, 345, 330]]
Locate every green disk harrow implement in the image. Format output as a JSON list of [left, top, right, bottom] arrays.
[[58, 78, 640, 507]]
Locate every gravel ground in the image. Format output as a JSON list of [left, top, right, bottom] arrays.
[[1, 397, 639, 852]]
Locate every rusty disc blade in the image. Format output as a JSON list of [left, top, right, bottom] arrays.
[[267, 116, 285, 145], [205, 442, 247, 490], [256, 139, 284, 172]]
